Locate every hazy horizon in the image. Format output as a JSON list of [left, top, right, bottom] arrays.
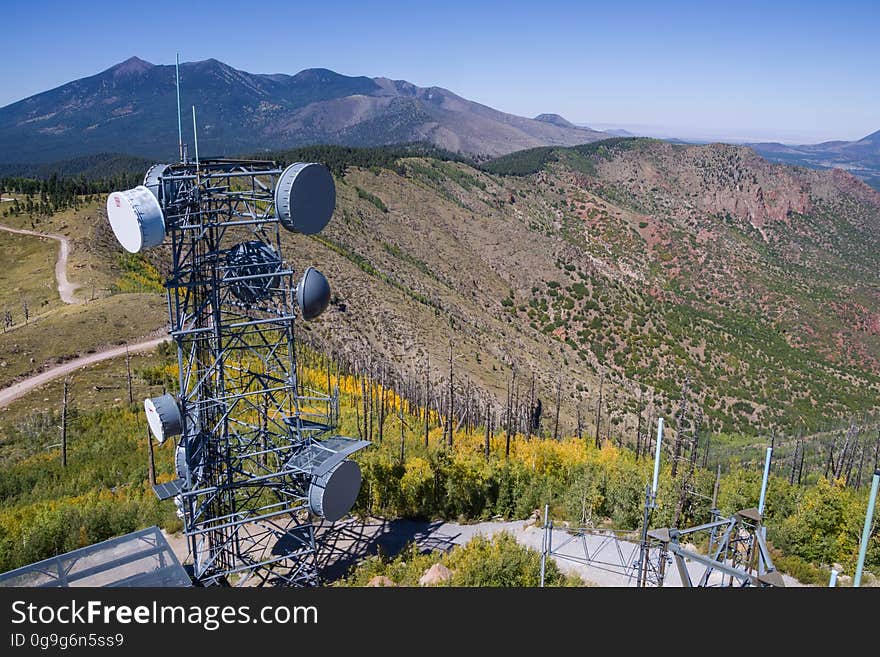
[[1, 0, 877, 146], [582, 122, 873, 145]]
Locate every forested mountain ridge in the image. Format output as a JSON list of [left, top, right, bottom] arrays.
[[3, 138, 880, 584]]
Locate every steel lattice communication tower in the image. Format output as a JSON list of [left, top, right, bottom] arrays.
[[106, 156, 368, 586]]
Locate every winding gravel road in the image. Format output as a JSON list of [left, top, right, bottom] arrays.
[[0, 336, 170, 409], [0, 222, 170, 409], [0, 223, 80, 304]]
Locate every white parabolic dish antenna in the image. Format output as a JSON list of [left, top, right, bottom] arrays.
[[106, 185, 166, 253]]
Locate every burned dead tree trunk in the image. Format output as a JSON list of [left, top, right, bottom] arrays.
[[856, 444, 866, 490], [702, 431, 711, 469], [446, 343, 454, 448], [505, 371, 516, 458], [484, 402, 492, 459], [61, 379, 69, 468], [635, 387, 644, 460], [797, 437, 805, 485], [553, 375, 562, 441], [594, 369, 604, 449], [576, 405, 583, 442], [527, 374, 536, 440], [834, 421, 858, 480], [874, 429, 880, 471], [366, 360, 373, 443], [464, 379, 472, 434], [423, 355, 431, 448], [360, 370, 368, 442], [513, 378, 521, 438], [824, 429, 840, 479], [670, 376, 690, 479], [399, 404, 406, 465]]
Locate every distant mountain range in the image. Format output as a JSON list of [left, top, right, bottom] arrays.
[[749, 131, 880, 190], [0, 57, 607, 164]]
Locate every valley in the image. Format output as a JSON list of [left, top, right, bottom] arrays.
[[3, 139, 880, 440]]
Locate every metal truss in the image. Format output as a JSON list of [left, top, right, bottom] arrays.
[[646, 508, 785, 587], [540, 503, 784, 587], [154, 159, 341, 586]]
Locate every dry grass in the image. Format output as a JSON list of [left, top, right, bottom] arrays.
[[0, 348, 164, 421], [0, 230, 61, 315], [0, 293, 165, 389], [2, 199, 125, 300]]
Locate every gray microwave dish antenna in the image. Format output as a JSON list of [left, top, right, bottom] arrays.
[[144, 163, 178, 204], [275, 162, 336, 234], [308, 459, 361, 522], [106, 152, 368, 587], [296, 266, 331, 320], [144, 393, 183, 444], [175, 433, 206, 484]]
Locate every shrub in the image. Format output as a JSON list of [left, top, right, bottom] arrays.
[[355, 186, 388, 213], [337, 532, 581, 587]]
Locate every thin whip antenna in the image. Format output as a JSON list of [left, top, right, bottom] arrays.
[[192, 106, 200, 173], [176, 53, 183, 162]]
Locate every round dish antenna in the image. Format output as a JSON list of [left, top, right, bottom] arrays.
[[275, 162, 335, 234], [296, 266, 331, 320], [308, 460, 362, 522], [144, 393, 183, 444], [144, 163, 178, 208], [226, 241, 282, 303], [175, 433, 206, 484], [107, 186, 166, 253]]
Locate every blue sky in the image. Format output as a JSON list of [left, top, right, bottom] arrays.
[[1, 0, 877, 143]]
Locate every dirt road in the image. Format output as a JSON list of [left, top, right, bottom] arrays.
[[0, 336, 170, 409], [0, 223, 80, 304]]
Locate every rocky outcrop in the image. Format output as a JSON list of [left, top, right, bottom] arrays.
[[418, 563, 453, 586]]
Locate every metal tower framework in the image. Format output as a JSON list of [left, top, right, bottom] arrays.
[[538, 507, 784, 587], [148, 158, 361, 586], [645, 508, 785, 587], [539, 419, 784, 587]]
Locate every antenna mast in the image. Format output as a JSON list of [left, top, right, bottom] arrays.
[[192, 106, 200, 174], [176, 53, 184, 162]]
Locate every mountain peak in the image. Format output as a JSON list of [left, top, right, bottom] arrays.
[[534, 113, 575, 128], [0, 59, 609, 163], [109, 56, 154, 77], [292, 68, 348, 83], [859, 129, 880, 144], [187, 57, 233, 71]]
